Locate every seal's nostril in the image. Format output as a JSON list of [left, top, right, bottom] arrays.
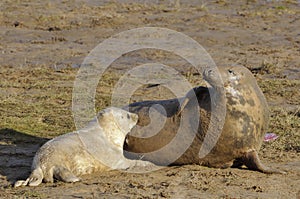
[[228, 69, 235, 75]]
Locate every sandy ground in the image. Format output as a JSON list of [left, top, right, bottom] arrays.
[[0, 0, 299, 198]]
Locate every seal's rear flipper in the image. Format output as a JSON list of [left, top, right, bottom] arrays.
[[28, 167, 43, 186], [243, 150, 286, 174], [14, 178, 30, 187], [14, 167, 43, 187], [53, 167, 81, 183]]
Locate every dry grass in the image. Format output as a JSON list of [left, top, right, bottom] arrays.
[[0, 66, 76, 138]]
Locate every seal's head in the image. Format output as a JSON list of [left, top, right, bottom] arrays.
[[111, 107, 138, 133], [96, 107, 138, 148]]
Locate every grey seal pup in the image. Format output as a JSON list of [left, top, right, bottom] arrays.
[[15, 107, 156, 187]]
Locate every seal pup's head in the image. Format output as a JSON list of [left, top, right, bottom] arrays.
[[97, 107, 138, 148]]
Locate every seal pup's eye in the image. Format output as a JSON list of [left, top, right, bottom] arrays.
[[127, 113, 130, 119]]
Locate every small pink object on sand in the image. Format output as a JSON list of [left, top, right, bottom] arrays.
[[264, 133, 279, 142]]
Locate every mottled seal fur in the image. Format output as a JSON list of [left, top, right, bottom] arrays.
[[124, 65, 284, 174], [15, 107, 156, 187]]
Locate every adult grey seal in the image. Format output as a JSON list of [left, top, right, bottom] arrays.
[[124, 65, 284, 174], [15, 107, 156, 187]]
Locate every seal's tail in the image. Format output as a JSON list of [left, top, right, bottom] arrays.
[[14, 167, 43, 187]]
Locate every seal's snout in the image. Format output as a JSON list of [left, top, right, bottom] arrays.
[[203, 68, 213, 77], [131, 113, 139, 124]]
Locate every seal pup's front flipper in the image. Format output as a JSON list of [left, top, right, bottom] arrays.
[[53, 166, 81, 183]]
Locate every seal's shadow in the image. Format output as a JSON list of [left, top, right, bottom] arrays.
[[0, 128, 48, 184]]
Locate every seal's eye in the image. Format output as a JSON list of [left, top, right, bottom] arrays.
[[127, 113, 130, 119]]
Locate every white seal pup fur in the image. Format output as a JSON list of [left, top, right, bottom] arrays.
[[15, 107, 156, 187]]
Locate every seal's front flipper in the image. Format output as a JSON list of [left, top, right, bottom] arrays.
[[123, 159, 163, 173], [244, 150, 286, 174], [53, 167, 81, 183]]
